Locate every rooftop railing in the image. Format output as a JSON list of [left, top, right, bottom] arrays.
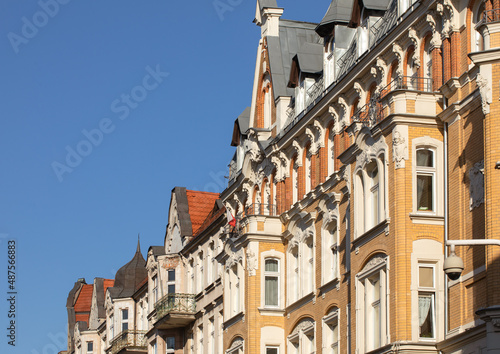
[[109, 330, 147, 354], [155, 293, 196, 320]]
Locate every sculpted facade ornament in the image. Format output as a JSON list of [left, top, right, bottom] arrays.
[[291, 140, 303, 166], [228, 337, 244, 351], [337, 95, 349, 128], [392, 42, 404, 77], [469, 160, 484, 210], [477, 73, 491, 115], [244, 130, 264, 164], [290, 318, 315, 336], [426, 12, 442, 48], [361, 255, 387, 273], [246, 248, 257, 276], [372, 57, 387, 89], [392, 126, 408, 169], [409, 27, 421, 68], [353, 80, 366, 109], [342, 166, 351, 194]]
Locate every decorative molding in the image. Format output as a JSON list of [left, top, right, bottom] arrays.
[[290, 318, 315, 337], [291, 139, 303, 166], [392, 42, 404, 77], [409, 27, 421, 69], [392, 125, 408, 169], [353, 80, 366, 108], [476, 73, 491, 115], [360, 255, 387, 274], [342, 167, 351, 194], [469, 160, 484, 210], [246, 248, 257, 276]]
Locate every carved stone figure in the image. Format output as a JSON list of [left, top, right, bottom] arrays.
[[469, 160, 484, 210], [246, 248, 257, 276], [476, 73, 491, 115], [392, 130, 408, 169]]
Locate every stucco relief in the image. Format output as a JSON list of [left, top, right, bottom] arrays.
[[392, 126, 408, 169], [469, 160, 484, 210], [477, 73, 491, 115], [409, 27, 421, 69], [290, 318, 315, 336]]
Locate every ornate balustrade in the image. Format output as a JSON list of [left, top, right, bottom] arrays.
[[109, 330, 147, 354]]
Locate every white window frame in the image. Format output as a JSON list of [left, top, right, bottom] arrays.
[[224, 260, 244, 320], [412, 137, 444, 218], [356, 256, 389, 353], [354, 154, 387, 237], [121, 308, 129, 332], [264, 258, 280, 308], [418, 264, 436, 340], [323, 308, 339, 354], [411, 239, 444, 342], [197, 325, 203, 354], [208, 317, 215, 354], [198, 251, 204, 292], [167, 269, 175, 294], [322, 218, 339, 285], [152, 275, 158, 304], [287, 232, 315, 305], [287, 319, 315, 354], [266, 345, 280, 354], [86, 341, 93, 354]]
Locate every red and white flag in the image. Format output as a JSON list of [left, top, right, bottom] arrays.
[[226, 209, 236, 227]]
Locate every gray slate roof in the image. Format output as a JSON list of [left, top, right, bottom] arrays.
[[258, 0, 278, 10], [316, 0, 353, 36], [363, 0, 392, 11], [111, 240, 147, 299], [268, 19, 321, 100], [295, 42, 323, 74], [237, 107, 251, 135]]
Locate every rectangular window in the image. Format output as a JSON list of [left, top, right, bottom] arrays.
[[418, 265, 435, 339], [266, 346, 279, 354], [121, 309, 128, 332], [86, 341, 93, 353], [265, 259, 279, 307], [416, 149, 435, 212], [323, 310, 339, 354], [152, 275, 158, 303], [166, 337, 175, 353], [168, 269, 175, 281]]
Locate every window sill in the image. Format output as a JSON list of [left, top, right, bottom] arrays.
[[352, 219, 390, 249], [319, 278, 340, 296], [285, 292, 315, 315], [409, 213, 444, 225], [223, 311, 244, 330], [258, 307, 285, 316]]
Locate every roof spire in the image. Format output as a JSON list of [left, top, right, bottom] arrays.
[[136, 234, 141, 253]]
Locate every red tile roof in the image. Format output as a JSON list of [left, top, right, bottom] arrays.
[[103, 279, 114, 296], [75, 313, 90, 324], [185, 190, 219, 235], [74, 284, 93, 312]]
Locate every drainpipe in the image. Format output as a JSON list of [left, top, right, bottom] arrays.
[[444, 116, 449, 336]]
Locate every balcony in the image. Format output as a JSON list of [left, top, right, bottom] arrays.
[[109, 330, 147, 354], [153, 293, 196, 329], [484, 8, 500, 23]]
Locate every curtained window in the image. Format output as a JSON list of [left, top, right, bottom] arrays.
[[265, 259, 279, 307]]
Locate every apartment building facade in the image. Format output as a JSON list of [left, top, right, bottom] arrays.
[[65, 0, 500, 352]]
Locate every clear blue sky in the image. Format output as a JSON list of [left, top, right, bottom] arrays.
[[0, 1, 328, 353]]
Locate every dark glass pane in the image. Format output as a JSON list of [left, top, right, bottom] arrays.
[[417, 175, 433, 211], [122, 309, 128, 320], [265, 259, 279, 272], [168, 284, 175, 294], [168, 270, 175, 281], [417, 150, 434, 167]]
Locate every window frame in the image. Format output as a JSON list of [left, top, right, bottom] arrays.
[[411, 137, 444, 219], [121, 308, 129, 332], [86, 341, 93, 354], [356, 256, 389, 353], [264, 258, 280, 308], [323, 308, 339, 354]]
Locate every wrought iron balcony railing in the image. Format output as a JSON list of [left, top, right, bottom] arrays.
[[109, 330, 147, 354], [379, 75, 434, 98], [484, 8, 500, 23], [155, 293, 196, 320], [244, 203, 277, 217]]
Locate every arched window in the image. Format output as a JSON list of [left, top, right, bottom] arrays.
[[322, 219, 339, 285], [304, 147, 311, 195], [406, 47, 418, 90], [287, 225, 315, 304], [473, 1, 486, 52], [356, 255, 389, 352], [354, 151, 387, 237], [325, 38, 335, 87], [323, 308, 339, 353], [264, 258, 280, 307], [288, 318, 315, 354]]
